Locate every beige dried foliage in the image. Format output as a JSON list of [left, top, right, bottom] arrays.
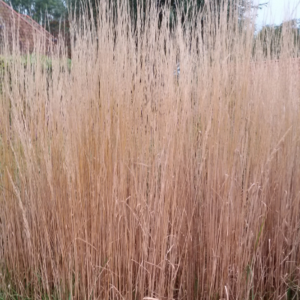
[[0, 1, 300, 299]]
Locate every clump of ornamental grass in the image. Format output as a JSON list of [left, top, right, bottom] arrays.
[[0, 1, 300, 299]]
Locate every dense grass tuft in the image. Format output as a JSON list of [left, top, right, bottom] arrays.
[[0, 1, 300, 299]]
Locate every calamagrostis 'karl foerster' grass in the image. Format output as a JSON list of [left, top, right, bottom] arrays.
[[0, 1, 300, 299]]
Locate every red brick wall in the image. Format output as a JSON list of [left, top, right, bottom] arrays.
[[0, 0, 54, 53]]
